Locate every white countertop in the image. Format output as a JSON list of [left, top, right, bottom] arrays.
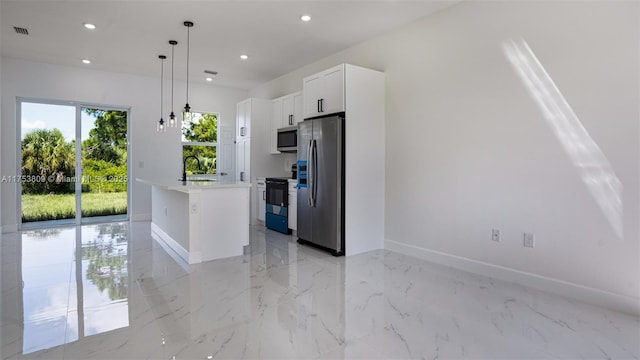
[[136, 178, 251, 194]]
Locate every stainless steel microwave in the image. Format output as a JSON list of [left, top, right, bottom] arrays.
[[277, 126, 297, 152]]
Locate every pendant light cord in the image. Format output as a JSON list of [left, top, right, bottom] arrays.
[[171, 44, 174, 112], [160, 57, 164, 117], [186, 25, 190, 104]]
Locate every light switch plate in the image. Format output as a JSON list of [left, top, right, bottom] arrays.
[[492, 229, 501, 242], [524, 233, 535, 248]]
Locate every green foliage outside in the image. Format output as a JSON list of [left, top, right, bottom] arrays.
[[21, 108, 128, 221], [82, 109, 128, 166], [21, 192, 127, 222], [21, 129, 76, 194], [82, 159, 127, 193], [182, 113, 217, 175]]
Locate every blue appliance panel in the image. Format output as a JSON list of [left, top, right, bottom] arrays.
[[297, 160, 307, 188], [266, 204, 288, 217], [266, 213, 289, 234]]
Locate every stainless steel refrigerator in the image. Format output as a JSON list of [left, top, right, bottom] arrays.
[[296, 114, 345, 256]]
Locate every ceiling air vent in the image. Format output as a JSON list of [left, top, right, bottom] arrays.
[[13, 26, 29, 35]]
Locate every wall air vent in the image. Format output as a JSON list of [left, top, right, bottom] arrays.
[[13, 26, 29, 35]]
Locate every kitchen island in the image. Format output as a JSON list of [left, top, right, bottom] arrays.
[[137, 178, 251, 265]]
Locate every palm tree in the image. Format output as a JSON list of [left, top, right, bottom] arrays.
[[21, 129, 75, 194]]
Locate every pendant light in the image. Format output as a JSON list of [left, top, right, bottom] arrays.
[[168, 40, 178, 127], [182, 21, 194, 123], [157, 55, 167, 132]]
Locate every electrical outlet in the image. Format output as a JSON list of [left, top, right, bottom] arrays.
[[491, 229, 501, 242], [524, 232, 535, 248]]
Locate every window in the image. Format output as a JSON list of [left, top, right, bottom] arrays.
[[182, 112, 218, 178]]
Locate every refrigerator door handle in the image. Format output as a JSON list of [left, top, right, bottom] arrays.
[[312, 139, 318, 206], [307, 139, 314, 207]]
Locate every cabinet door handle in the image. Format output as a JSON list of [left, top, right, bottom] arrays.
[[263, 190, 266, 200], [317, 99, 321, 113], [320, 99, 324, 112], [240, 172, 245, 181], [289, 114, 293, 125]]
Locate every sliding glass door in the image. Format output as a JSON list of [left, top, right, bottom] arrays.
[[19, 100, 129, 227], [80, 107, 128, 222]]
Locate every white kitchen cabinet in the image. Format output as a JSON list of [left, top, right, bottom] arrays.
[[236, 137, 250, 183], [303, 64, 345, 118], [270, 91, 303, 154], [236, 99, 251, 138], [257, 178, 266, 223], [282, 92, 303, 127], [270, 98, 283, 154], [234, 98, 281, 225], [288, 180, 297, 231]]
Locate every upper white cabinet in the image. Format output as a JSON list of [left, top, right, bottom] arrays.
[[303, 64, 345, 119], [270, 91, 303, 154], [283, 92, 303, 127], [236, 99, 251, 138]]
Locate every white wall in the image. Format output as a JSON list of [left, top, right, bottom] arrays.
[[1, 57, 248, 229], [251, 1, 640, 313], [0, 54, 3, 233]]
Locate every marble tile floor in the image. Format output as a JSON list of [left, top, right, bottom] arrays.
[[1, 221, 638, 359]]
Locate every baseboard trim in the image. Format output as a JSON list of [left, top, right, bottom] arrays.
[[151, 222, 202, 267], [385, 239, 640, 316], [130, 213, 152, 222], [2, 224, 18, 233]]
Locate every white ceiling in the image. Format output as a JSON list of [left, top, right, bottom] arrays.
[[1, 1, 457, 90]]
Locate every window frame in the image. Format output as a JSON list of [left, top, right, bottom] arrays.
[[181, 111, 220, 180]]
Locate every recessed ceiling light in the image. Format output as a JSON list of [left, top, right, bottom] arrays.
[[206, 77, 213, 82], [84, 23, 96, 30], [82, 59, 91, 64], [240, 54, 248, 60], [301, 15, 311, 22]]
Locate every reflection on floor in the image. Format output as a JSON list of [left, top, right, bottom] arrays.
[[1, 222, 639, 359]]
